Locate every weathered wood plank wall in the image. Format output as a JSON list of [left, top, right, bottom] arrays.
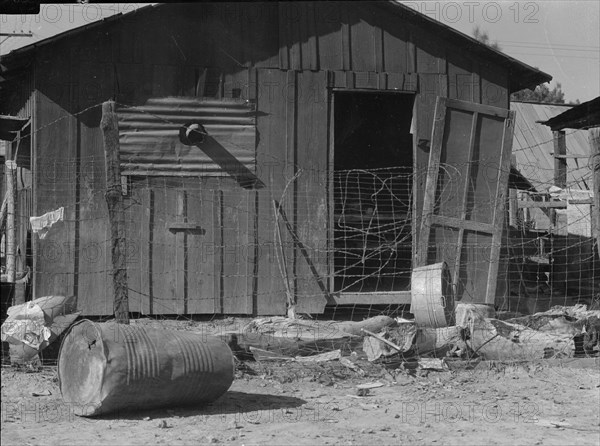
[[24, 2, 511, 315]]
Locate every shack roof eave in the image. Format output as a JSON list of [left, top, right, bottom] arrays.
[[0, 3, 160, 68], [1, 2, 551, 95], [381, 1, 552, 93], [540, 96, 600, 131]]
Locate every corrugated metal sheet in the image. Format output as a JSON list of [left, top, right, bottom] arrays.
[[118, 97, 256, 176], [511, 101, 592, 191]]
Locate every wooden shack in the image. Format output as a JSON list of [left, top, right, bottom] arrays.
[[0, 2, 550, 316]]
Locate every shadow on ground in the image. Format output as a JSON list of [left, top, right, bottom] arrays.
[[91, 391, 307, 421]]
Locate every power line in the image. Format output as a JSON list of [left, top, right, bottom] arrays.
[[502, 44, 599, 53], [0, 33, 33, 37], [500, 39, 600, 51], [507, 51, 600, 60]]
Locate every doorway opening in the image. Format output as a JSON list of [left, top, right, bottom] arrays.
[[333, 91, 415, 294]]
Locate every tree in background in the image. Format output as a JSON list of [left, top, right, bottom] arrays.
[[472, 26, 501, 51], [511, 83, 570, 104], [472, 26, 577, 104]]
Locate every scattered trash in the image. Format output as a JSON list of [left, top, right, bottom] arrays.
[[362, 323, 464, 362], [418, 358, 447, 371], [295, 350, 342, 363], [355, 382, 384, 396], [339, 357, 366, 376], [362, 324, 416, 361], [249, 347, 294, 362], [0, 295, 80, 364], [32, 389, 52, 397], [356, 382, 384, 390], [469, 318, 576, 360]]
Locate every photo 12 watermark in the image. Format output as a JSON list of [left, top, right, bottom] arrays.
[[401, 2, 539, 25]]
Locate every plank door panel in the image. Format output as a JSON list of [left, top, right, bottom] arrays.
[[150, 185, 185, 314], [221, 185, 253, 314], [417, 97, 515, 304], [186, 179, 218, 314], [294, 70, 329, 313], [255, 68, 291, 316]]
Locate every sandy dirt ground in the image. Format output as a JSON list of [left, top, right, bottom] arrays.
[[2, 356, 599, 446]]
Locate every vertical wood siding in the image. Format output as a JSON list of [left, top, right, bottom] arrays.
[[25, 2, 511, 315]]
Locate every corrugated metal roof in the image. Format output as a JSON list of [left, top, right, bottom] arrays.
[[117, 97, 256, 177], [511, 101, 592, 191]]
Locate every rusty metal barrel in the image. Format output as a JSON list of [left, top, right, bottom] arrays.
[[58, 320, 234, 416]]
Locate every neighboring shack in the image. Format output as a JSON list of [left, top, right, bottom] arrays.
[[504, 99, 600, 313], [0, 2, 550, 316]]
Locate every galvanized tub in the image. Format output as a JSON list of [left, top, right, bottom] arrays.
[[58, 320, 234, 416], [410, 262, 456, 328]]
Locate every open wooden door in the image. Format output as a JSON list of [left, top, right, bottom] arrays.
[[416, 97, 515, 305]]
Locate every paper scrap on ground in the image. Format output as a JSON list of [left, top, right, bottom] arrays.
[[1, 302, 51, 350], [0, 295, 79, 352], [30, 207, 64, 239]]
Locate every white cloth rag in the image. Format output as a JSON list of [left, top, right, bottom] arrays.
[[30, 207, 64, 239]]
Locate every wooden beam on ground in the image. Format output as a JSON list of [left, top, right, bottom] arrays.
[[5, 160, 16, 283], [101, 101, 129, 324]]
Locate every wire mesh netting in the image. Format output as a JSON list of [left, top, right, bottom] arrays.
[[1, 102, 599, 366], [333, 167, 413, 293]]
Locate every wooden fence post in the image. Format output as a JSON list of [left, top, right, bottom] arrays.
[[553, 130, 567, 188], [5, 160, 17, 283], [589, 127, 600, 259], [101, 101, 129, 324]]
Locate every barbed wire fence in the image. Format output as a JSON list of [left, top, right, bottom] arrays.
[[1, 102, 599, 365]]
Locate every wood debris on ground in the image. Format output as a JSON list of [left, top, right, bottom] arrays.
[[230, 305, 599, 375]]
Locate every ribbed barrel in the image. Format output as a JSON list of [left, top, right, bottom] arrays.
[[58, 320, 234, 416]]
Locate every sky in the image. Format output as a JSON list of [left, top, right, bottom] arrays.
[[1, 1, 599, 103]]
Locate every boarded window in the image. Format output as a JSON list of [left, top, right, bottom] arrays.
[[117, 97, 256, 177]]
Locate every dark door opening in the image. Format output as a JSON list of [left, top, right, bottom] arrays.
[[333, 91, 414, 293]]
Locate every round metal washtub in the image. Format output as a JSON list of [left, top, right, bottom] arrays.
[[410, 262, 456, 328], [58, 320, 234, 416]]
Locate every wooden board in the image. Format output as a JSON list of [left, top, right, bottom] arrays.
[[416, 97, 515, 305], [294, 71, 329, 314], [33, 91, 78, 302], [412, 73, 449, 256], [221, 184, 253, 314], [255, 68, 291, 316]]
